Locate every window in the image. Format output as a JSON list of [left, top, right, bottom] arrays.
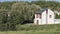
[[50, 15, 52, 18], [36, 14, 41, 18], [36, 20, 39, 24], [36, 14, 39, 18]]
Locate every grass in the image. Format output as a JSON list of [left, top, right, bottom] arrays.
[[0, 31, 60, 34], [16, 24, 60, 31], [0, 24, 60, 34]]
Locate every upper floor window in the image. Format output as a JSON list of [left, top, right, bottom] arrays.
[[50, 15, 52, 18], [36, 14, 41, 18], [36, 14, 39, 18]]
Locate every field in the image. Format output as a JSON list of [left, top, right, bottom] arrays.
[[0, 24, 60, 34], [0, 31, 60, 34]]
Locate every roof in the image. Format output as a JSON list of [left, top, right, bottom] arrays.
[[57, 11, 60, 13], [54, 11, 60, 13], [35, 8, 48, 14]]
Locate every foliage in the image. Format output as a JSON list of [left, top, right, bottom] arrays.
[[55, 14, 60, 19], [16, 24, 60, 31], [0, 31, 60, 34], [31, 1, 60, 10], [0, 1, 60, 31], [11, 2, 40, 24], [0, 9, 16, 31]]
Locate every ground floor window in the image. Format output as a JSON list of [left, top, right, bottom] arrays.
[[50, 15, 52, 18], [36, 20, 39, 24]]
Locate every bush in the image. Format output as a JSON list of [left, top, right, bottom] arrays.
[[55, 14, 60, 19]]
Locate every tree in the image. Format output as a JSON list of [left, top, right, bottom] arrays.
[[11, 2, 41, 24], [0, 9, 8, 31]]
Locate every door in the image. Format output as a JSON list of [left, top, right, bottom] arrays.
[[37, 20, 39, 24]]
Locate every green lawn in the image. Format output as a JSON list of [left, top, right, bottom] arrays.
[[0, 31, 60, 34], [16, 24, 60, 31], [0, 24, 60, 34]]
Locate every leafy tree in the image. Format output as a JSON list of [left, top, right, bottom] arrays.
[[0, 9, 8, 31], [11, 2, 40, 24]]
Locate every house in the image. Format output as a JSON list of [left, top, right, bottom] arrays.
[[34, 8, 55, 25], [54, 11, 60, 15]]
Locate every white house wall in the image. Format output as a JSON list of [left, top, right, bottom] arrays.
[[34, 14, 41, 25], [34, 18, 41, 25], [47, 9, 55, 24], [42, 11, 46, 24]]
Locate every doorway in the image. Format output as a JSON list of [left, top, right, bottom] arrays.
[[36, 20, 39, 24]]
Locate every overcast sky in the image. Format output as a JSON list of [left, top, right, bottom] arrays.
[[0, 0, 60, 2]]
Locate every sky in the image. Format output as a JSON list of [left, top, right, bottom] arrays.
[[0, 0, 60, 2]]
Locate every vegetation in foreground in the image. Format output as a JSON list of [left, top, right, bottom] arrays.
[[0, 31, 60, 34], [0, 1, 60, 34], [16, 24, 60, 31], [0, 24, 60, 34], [0, 1, 60, 31]]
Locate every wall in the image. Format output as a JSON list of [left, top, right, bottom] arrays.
[[47, 9, 55, 24], [42, 11, 46, 24], [34, 14, 41, 25]]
